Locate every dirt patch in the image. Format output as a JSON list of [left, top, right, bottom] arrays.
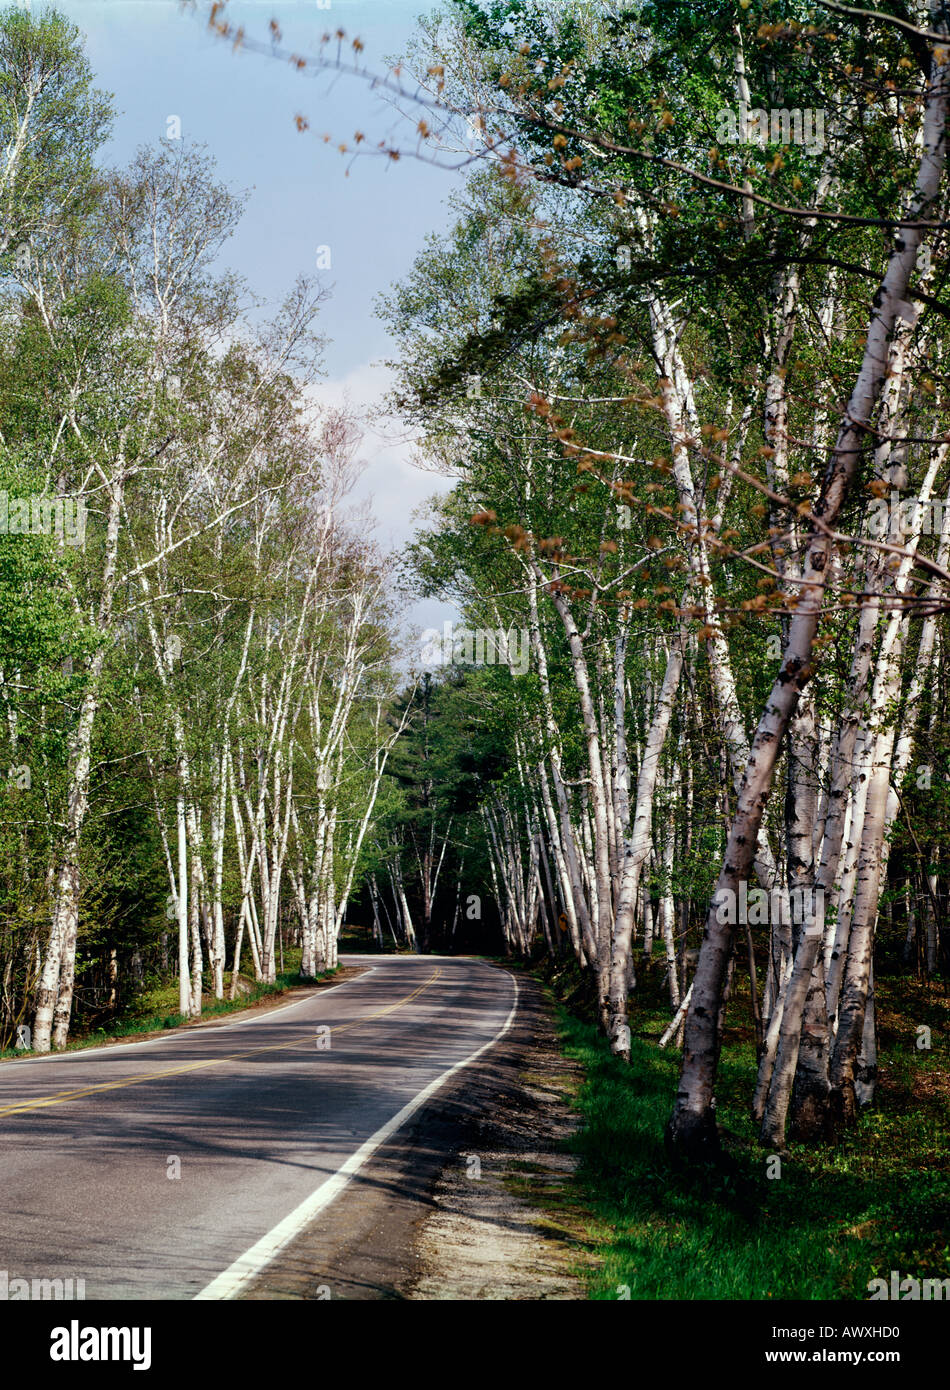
[[407, 969, 598, 1300]]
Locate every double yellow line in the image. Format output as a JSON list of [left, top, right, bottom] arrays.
[[0, 967, 442, 1120]]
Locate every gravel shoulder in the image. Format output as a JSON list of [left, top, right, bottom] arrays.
[[405, 964, 598, 1300]]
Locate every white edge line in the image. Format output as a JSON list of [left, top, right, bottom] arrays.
[[193, 966, 520, 1301], [0, 965, 381, 1068]]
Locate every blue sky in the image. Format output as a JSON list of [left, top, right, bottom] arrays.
[[50, 0, 463, 636]]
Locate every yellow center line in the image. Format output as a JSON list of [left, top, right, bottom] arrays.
[[0, 968, 442, 1119]]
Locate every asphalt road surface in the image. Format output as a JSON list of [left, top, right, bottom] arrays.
[[0, 955, 518, 1299]]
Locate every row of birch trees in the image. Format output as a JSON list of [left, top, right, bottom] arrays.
[[0, 8, 407, 1052], [347, 0, 950, 1156]]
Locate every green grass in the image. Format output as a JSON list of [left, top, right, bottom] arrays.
[[546, 969, 949, 1301]]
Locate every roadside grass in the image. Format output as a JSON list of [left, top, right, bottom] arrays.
[[540, 962, 949, 1300], [0, 953, 340, 1060]]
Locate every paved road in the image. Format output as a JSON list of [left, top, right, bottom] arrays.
[[0, 955, 517, 1299]]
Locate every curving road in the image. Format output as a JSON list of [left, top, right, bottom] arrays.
[[0, 955, 517, 1300]]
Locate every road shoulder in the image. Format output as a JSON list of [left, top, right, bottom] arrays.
[[239, 965, 599, 1301], [406, 966, 598, 1300]]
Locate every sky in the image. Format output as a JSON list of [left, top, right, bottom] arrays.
[[48, 0, 465, 641]]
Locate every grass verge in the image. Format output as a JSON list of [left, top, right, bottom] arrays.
[[538, 961, 948, 1300]]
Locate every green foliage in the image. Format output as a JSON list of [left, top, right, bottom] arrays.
[[554, 973, 949, 1299]]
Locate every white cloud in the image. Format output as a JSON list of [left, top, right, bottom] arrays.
[[308, 361, 461, 656], [309, 360, 454, 550]]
